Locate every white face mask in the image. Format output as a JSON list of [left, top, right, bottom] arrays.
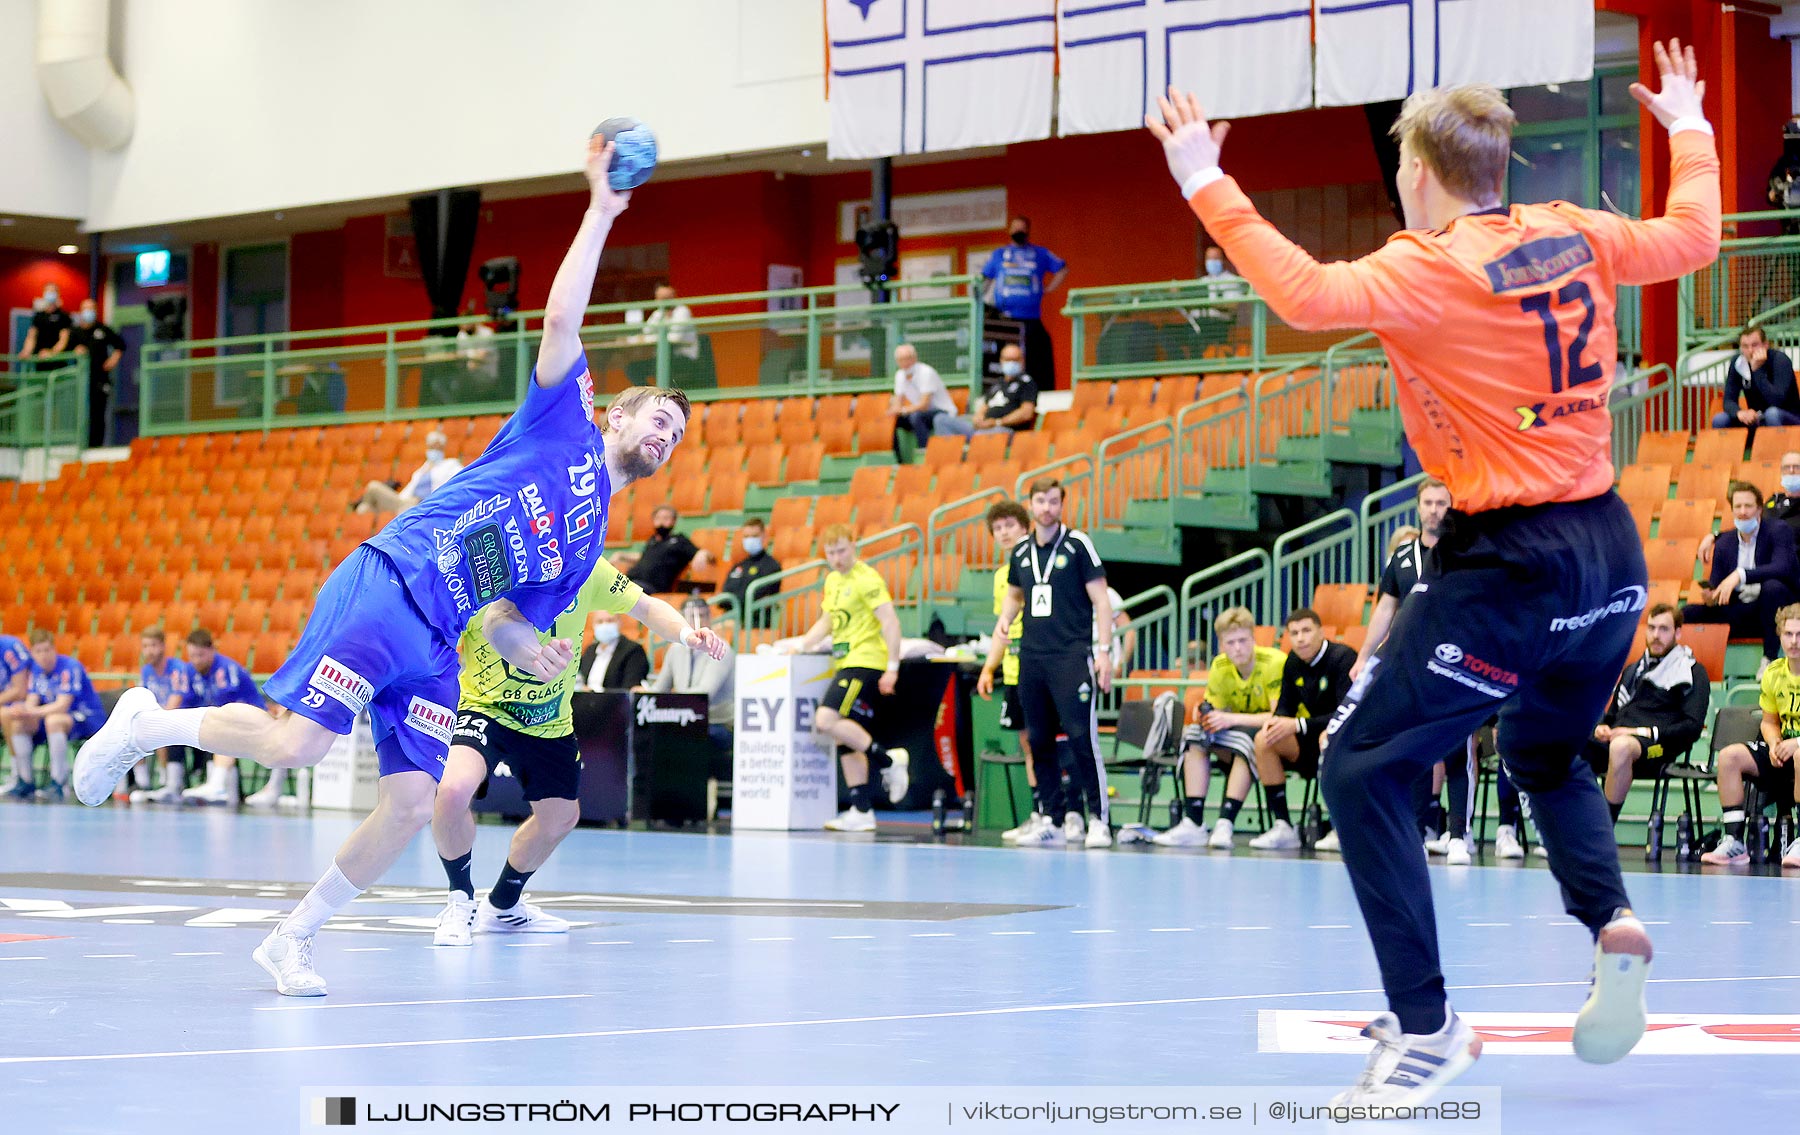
[[426, 448, 445, 463], [1783, 474, 1800, 496], [1001, 361, 1023, 378], [595, 623, 621, 645], [741, 536, 764, 556], [1205, 259, 1225, 277]]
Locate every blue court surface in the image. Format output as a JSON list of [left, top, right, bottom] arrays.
[[2, 803, 1796, 1134]]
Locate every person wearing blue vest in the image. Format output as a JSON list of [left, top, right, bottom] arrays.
[[981, 215, 1067, 390]]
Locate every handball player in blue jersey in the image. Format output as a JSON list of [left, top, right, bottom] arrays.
[[0, 627, 30, 714], [3, 630, 104, 801], [75, 135, 720, 996], [125, 626, 199, 802], [179, 628, 269, 805]]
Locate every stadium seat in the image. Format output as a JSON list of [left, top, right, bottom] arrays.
[[967, 433, 1009, 467], [783, 442, 824, 483], [1751, 426, 1800, 462], [922, 435, 965, 469], [1655, 500, 1716, 543], [1311, 583, 1369, 628], [1673, 463, 1728, 501], [1642, 538, 1699, 582], [891, 464, 933, 500], [1616, 462, 1672, 504], [1634, 430, 1689, 467], [1691, 431, 1746, 468]]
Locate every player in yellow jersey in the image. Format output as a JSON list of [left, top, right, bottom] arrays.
[[975, 500, 1038, 840], [783, 524, 909, 833], [1153, 605, 1285, 849], [429, 557, 725, 945], [1704, 602, 1800, 868], [1148, 38, 1717, 1103]]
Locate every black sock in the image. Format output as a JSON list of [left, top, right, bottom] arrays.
[[487, 860, 534, 912], [864, 740, 887, 764], [1185, 798, 1207, 827], [1607, 800, 1624, 824], [849, 782, 873, 812], [1219, 796, 1244, 823], [441, 852, 474, 899], [1267, 786, 1291, 826]]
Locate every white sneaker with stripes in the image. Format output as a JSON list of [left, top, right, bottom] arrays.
[[1331, 1007, 1481, 1108], [477, 900, 570, 934]]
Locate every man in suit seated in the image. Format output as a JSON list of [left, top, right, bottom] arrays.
[[575, 611, 650, 692], [1683, 480, 1800, 668]]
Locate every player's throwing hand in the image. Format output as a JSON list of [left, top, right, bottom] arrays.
[[684, 627, 729, 662], [1629, 38, 1706, 129], [584, 138, 632, 218], [1145, 86, 1232, 190]]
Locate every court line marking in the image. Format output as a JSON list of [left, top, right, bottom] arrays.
[[255, 993, 593, 1013], [909, 932, 953, 938], [0, 956, 45, 962], [18, 974, 1794, 1065]]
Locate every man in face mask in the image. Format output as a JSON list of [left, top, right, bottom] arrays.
[[980, 215, 1067, 389], [621, 505, 709, 594], [21, 285, 73, 361], [1768, 451, 1800, 539], [1196, 243, 1249, 346], [577, 611, 650, 692], [1683, 480, 1800, 667], [354, 429, 463, 514], [934, 344, 1038, 438], [72, 298, 127, 447], [721, 517, 781, 629]]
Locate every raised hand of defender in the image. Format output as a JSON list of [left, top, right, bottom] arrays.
[[685, 627, 728, 662], [584, 137, 632, 218], [1145, 86, 1232, 191], [1630, 38, 1706, 129], [519, 637, 576, 682]]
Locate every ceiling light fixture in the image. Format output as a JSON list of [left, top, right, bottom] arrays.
[[57, 244, 78, 254]]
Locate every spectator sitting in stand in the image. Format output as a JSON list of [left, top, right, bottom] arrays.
[[353, 430, 463, 515], [643, 596, 737, 776], [1767, 450, 1800, 539], [1682, 480, 1799, 669], [576, 611, 650, 691], [617, 505, 711, 593], [934, 344, 1037, 438], [720, 517, 781, 629], [1712, 325, 1800, 430], [1584, 603, 1710, 827], [888, 343, 956, 456]]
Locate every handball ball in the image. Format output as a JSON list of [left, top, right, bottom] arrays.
[[592, 117, 658, 192]]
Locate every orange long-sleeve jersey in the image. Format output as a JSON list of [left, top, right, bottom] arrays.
[[1191, 130, 1720, 513]]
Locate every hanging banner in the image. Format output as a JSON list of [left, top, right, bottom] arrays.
[[1059, 0, 1314, 137], [827, 0, 1056, 159]]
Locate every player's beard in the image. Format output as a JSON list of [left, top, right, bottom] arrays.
[[614, 431, 662, 484]]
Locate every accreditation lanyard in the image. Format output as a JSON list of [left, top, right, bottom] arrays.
[[1026, 526, 1067, 617]]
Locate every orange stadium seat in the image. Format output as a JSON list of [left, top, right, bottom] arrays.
[[1616, 463, 1672, 505], [1690, 430, 1746, 468], [1642, 538, 1699, 582], [1673, 463, 1728, 502], [783, 442, 824, 484], [1655, 500, 1717, 543], [892, 464, 933, 501], [1633, 430, 1690, 466]]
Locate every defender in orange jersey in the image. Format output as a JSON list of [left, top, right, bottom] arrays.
[[1148, 40, 1718, 1107]]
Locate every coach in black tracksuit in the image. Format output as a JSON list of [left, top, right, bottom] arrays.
[[999, 477, 1116, 844]]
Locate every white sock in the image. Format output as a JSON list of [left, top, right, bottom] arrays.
[[130, 708, 207, 753], [9, 733, 33, 783], [47, 733, 69, 783], [132, 761, 152, 789], [165, 762, 186, 791], [278, 863, 363, 939]]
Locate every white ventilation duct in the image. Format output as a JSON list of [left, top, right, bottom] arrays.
[[36, 0, 134, 151]]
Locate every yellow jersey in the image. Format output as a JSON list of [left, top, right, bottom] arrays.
[[457, 556, 643, 738], [1759, 658, 1800, 739], [823, 560, 893, 671], [1205, 646, 1287, 715], [992, 559, 1023, 686]]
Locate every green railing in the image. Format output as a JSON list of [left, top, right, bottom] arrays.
[[1679, 208, 1800, 352], [1063, 280, 1346, 382], [1356, 472, 1430, 584], [738, 523, 924, 653], [1321, 334, 1400, 456], [0, 355, 85, 476], [1097, 585, 1179, 720], [924, 487, 1007, 606], [1608, 363, 1680, 461], [1177, 549, 1271, 673], [138, 278, 985, 437], [1095, 417, 1174, 534], [1174, 386, 1251, 497], [1269, 509, 1360, 623], [1012, 450, 1099, 535]]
